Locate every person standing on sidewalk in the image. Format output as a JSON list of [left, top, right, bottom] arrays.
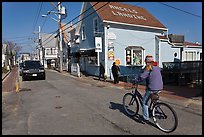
[[99, 62, 105, 81], [111, 62, 120, 84], [136, 55, 163, 122]]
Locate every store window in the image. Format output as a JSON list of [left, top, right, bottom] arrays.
[[88, 56, 97, 65], [125, 46, 144, 66], [126, 50, 131, 65]]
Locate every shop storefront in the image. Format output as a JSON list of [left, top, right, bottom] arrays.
[[71, 2, 170, 79]]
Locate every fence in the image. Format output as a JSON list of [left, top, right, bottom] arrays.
[[162, 61, 202, 86]]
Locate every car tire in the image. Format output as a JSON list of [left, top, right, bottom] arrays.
[[42, 75, 46, 80], [22, 76, 25, 81]]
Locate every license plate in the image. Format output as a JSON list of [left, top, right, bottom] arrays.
[[32, 74, 37, 76]]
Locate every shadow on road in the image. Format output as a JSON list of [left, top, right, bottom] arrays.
[[109, 101, 158, 129]]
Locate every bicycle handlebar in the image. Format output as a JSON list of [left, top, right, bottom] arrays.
[[131, 78, 139, 84]]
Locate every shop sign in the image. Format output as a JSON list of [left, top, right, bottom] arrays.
[[109, 4, 147, 21], [95, 37, 102, 52], [108, 42, 114, 60]]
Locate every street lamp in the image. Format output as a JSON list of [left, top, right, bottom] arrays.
[[42, 14, 59, 22]]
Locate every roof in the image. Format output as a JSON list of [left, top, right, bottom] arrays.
[[125, 46, 145, 50], [156, 35, 168, 40], [184, 41, 202, 47], [168, 34, 184, 44], [90, 2, 167, 30], [41, 33, 58, 48]]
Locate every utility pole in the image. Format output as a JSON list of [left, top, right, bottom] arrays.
[[38, 26, 41, 63], [41, 2, 66, 71], [38, 26, 44, 67], [58, 2, 63, 73]]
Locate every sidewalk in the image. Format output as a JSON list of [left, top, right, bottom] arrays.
[[2, 66, 18, 92]]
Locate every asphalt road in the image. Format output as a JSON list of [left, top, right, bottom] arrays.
[[2, 69, 202, 135]]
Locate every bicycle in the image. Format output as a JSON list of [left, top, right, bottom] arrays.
[[122, 80, 178, 133]]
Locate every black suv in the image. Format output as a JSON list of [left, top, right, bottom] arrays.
[[22, 60, 45, 81]]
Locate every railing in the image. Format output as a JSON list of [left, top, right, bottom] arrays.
[[162, 61, 202, 86]]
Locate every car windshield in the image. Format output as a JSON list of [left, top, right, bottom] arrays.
[[24, 61, 42, 69]]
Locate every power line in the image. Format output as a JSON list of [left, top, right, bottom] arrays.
[[32, 2, 43, 33], [42, 32, 58, 46], [11, 38, 32, 42], [41, 15, 48, 31], [60, 2, 99, 31], [3, 35, 31, 40], [62, 2, 110, 34], [41, 2, 62, 32], [41, 2, 101, 45], [41, 30, 58, 45], [158, 2, 202, 19]]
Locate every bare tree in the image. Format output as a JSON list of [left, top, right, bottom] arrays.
[[2, 40, 22, 67]]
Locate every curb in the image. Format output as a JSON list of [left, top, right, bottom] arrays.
[[2, 70, 11, 81]]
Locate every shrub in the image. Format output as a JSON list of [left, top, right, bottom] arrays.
[[2, 67, 9, 74]]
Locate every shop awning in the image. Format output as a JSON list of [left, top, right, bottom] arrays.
[[125, 46, 145, 50], [69, 52, 81, 57], [69, 49, 97, 57], [80, 49, 97, 57]]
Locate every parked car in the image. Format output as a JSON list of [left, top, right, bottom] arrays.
[[22, 60, 45, 81]]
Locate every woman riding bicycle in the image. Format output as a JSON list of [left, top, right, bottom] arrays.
[[136, 55, 163, 122]]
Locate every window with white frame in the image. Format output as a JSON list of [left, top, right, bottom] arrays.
[[81, 25, 86, 40], [185, 51, 196, 61], [125, 46, 144, 66], [93, 17, 99, 34]]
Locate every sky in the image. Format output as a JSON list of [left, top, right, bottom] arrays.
[[2, 2, 202, 53]]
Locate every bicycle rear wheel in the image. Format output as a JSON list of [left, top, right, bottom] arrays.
[[152, 102, 178, 133], [123, 93, 139, 116]]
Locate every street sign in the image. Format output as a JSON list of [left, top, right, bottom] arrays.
[[95, 37, 102, 52]]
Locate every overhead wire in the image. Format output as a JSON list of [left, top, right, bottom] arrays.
[[60, 2, 99, 31], [24, 2, 43, 50], [3, 35, 31, 40], [42, 2, 100, 45], [41, 2, 102, 46], [41, 2, 62, 31], [158, 2, 202, 19], [62, 2, 110, 33], [32, 2, 61, 46], [32, 2, 43, 34]]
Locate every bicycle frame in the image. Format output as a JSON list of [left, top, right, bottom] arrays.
[[132, 83, 158, 113], [132, 88, 143, 107]]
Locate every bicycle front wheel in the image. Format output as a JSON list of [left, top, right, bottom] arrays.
[[152, 102, 178, 133], [123, 93, 139, 116]]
